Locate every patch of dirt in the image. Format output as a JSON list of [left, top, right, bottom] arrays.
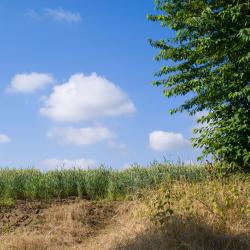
[[0, 198, 125, 250], [0, 197, 78, 235], [0, 200, 44, 234]]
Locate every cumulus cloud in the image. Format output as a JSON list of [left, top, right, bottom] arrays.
[[193, 110, 210, 129], [40, 73, 136, 123], [0, 134, 11, 144], [47, 126, 115, 146], [184, 160, 198, 166], [107, 140, 127, 153], [7, 72, 55, 94], [45, 8, 81, 23], [39, 158, 97, 170], [26, 9, 40, 20], [195, 110, 209, 120], [149, 130, 190, 152], [122, 163, 132, 169]]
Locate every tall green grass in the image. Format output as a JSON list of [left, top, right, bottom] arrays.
[[0, 162, 208, 202]]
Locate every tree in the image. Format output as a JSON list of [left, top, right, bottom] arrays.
[[148, 0, 250, 172]]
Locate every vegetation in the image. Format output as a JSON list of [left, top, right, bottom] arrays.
[[0, 165, 249, 250], [0, 163, 208, 203], [118, 175, 250, 250], [148, 0, 250, 172]]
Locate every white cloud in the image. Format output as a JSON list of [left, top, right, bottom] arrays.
[[45, 8, 81, 23], [39, 158, 97, 170], [0, 134, 11, 144], [107, 140, 127, 153], [47, 126, 115, 146], [40, 73, 136, 123], [195, 111, 209, 120], [193, 110, 210, 129], [26, 9, 40, 20], [184, 160, 198, 166], [7, 72, 55, 94], [122, 163, 132, 169], [149, 130, 190, 152]]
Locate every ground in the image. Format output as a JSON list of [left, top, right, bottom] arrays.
[[1, 175, 249, 250], [0, 198, 129, 249]]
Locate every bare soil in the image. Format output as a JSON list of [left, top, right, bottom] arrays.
[[0, 198, 126, 249], [0, 198, 81, 234]]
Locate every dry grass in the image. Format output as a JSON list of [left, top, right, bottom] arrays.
[[85, 176, 250, 250], [0, 175, 249, 250], [113, 176, 250, 250], [0, 200, 121, 250]]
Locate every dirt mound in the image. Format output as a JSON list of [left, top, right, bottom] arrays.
[[0, 200, 45, 234], [0, 197, 80, 235]]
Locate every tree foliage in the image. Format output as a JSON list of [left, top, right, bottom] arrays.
[[148, 0, 250, 172]]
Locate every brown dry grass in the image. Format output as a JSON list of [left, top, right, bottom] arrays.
[[85, 176, 250, 250], [112, 177, 250, 250], [0, 199, 121, 250], [0, 176, 249, 250]]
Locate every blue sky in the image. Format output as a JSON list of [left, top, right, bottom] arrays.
[[0, 0, 201, 170]]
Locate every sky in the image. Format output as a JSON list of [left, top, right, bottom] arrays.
[[0, 0, 201, 170]]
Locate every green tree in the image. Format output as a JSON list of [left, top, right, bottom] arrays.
[[148, 0, 250, 172]]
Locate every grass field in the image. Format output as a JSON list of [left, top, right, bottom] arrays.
[[0, 162, 208, 203], [0, 163, 249, 249]]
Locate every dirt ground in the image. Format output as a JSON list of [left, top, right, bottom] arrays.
[[0, 198, 131, 250], [0, 197, 249, 250]]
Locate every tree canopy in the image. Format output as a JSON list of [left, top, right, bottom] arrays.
[[148, 0, 250, 172]]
